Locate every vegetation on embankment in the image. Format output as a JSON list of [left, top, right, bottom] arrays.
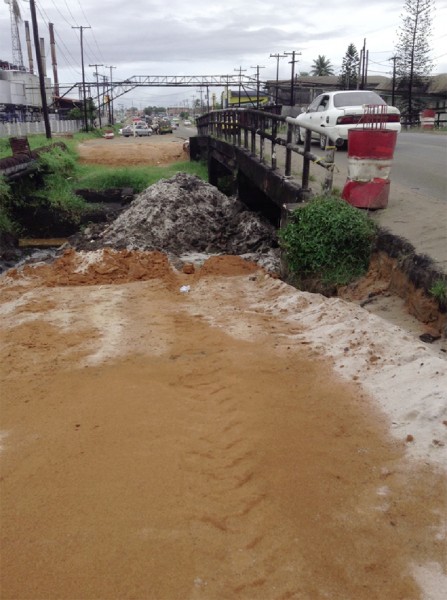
[[0, 132, 207, 239], [279, 195, 377, 290]]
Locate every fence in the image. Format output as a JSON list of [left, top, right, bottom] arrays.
[[0, 119, 81, 139]]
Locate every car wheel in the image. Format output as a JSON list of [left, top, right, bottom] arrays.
[[319, 135, 327, 150]]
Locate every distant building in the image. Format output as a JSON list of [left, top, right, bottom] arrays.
[[221, 88, 269, 108], [264, 74, 447, 123]]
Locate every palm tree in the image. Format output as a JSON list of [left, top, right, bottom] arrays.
[[311, 55, 335, 76]]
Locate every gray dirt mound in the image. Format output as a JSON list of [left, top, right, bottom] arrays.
[[72, 173, 277, 259]]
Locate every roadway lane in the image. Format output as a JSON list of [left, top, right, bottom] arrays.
[[326, 131, 447, 202], [391, 132, 447, 201]]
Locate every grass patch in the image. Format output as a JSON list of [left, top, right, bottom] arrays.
[[429, 279, 447, 309], [279, 195, 377, 287], [75, 160, 208, 193], [1, 130, 208, 238]]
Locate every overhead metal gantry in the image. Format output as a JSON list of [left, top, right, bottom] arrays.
[[56, 73, 263, 104]]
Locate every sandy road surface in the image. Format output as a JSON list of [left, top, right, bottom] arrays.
[[1, 138, 446, 599]]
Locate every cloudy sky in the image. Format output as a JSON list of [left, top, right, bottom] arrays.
[[1, 0, 446, 109]]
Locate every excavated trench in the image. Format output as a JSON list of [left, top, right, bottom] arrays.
[[1, 140, 445, 346]]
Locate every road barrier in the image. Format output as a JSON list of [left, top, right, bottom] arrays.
[[342, 129, 398, 209]]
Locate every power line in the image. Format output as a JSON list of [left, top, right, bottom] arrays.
[[35, 0, 81, 79], [64, 0, 79, 27]]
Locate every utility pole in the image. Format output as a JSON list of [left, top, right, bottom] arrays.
[[72, 25, 91, 132], [390, 55, 398, 107], [358, 38, 369, 89], [269, 53, 287, 107], [250, 65, 265, 109], [234, 66, 247, 107], [284, 50, 301, 108], [29, 0, 51, 138], [196, 88, 204, 116], [89, 64, 103, 127], [105, 65, 116, 125]]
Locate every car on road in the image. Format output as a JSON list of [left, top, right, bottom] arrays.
[[134, 124, 153, 137], [295, 90, 401, 149], [121, 124, 153, 137], [121, 125, 133, 137], [183, 120, 192, 126], [158, 119, 173, 134]]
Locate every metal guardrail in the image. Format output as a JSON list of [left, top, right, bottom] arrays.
[[196, 108, 336, 195]]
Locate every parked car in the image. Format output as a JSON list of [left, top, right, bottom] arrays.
[[183, 120, 192, 126], [135, 124, 152, 136], [121, 125, 133, 137], [121, 124, 153, 137], [295, 90, 401, 149]]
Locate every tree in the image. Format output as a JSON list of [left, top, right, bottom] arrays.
[[338, 44, 359, 89], [310, 55, 334, 76], [395, 0, 434, 123]]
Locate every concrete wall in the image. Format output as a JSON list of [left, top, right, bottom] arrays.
[[0, 119, 81, 138]]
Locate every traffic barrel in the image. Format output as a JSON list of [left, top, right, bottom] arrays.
[[341, 129, 398, 209], [420, 109, 435, 129]]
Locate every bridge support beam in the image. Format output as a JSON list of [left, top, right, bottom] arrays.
[[189, 135, 304, 227]]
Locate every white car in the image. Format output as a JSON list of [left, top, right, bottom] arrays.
[[295, 90, 401, 149], [183, 120, 192, 126]]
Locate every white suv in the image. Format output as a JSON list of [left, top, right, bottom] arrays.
[[295, 90, 401, 149]]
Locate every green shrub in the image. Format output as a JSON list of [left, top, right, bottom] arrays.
[[0, 175, 15, 234], [279, 195, 377, 286], [37, 145, 77, 177], [429, 279, 447, 306]]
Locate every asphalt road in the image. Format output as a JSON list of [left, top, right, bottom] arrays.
[[391, 131, 447, 201], [325, 131, 447, 202]]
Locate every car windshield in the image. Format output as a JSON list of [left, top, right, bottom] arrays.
[[333, 92, 386, 108]]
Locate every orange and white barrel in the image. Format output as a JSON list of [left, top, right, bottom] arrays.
[[420, 109, 435, 129], [342, 129, 398, 209]]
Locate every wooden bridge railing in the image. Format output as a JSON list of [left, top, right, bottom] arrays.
[[196, 108, 337, 195]]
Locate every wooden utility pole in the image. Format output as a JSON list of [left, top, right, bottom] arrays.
[[250, 65, 265, 109], [269, 53, 287, 107], [89, 63, 103, 127], [284, 50, 301, 107], [72, 25, 91, 132], [234, 66, 247, 107], [29, 0, 51, 138], [390, 55, 398, 106], [105, 65, 116, 125]]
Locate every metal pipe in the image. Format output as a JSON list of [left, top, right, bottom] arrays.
[[286, 116, 344, 147]]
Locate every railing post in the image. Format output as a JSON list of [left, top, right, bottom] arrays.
[[259, 114, 265, 163], [250, 113, 256, 155], [301, 129, 312, 189], [285, 121, 293, 176], [271, 119, 277, 170], [322, 144, 335, 195], [237, 111, 242, 147]]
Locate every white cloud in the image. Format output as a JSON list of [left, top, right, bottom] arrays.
[[1, 0, 446, 107]]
